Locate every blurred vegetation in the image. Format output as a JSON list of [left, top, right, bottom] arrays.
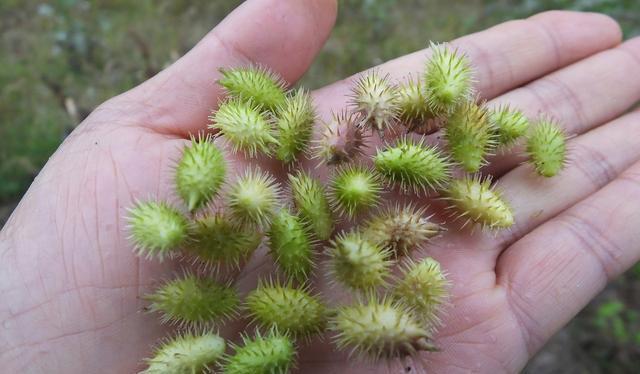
[[1, 0, 639, 371], [562, 263, 640, 374]]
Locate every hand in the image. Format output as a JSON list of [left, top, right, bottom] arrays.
[[2, 1, 639, 373]]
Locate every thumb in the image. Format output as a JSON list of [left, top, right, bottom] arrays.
[[111, 0, 337, 136]]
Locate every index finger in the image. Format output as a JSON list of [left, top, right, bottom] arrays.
[[313, 11, 622, 115]]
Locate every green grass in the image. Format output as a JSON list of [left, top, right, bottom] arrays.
[[1, 1, 639, 370], [0, 0, 241, 203]]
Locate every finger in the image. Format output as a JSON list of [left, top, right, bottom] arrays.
[[486, 109, 640, 253], [413, 27, 640, 297], [103, 0, 337, 135], [483, 36, 640, 177], [494, 158, 640, 355], [313, 11, 621, 114], [305, 11, 622, 179], [422, 108, 640, 337], [419, 110, 640, 311]]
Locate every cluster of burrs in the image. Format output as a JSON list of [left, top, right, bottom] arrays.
[[127, 42, 568, 373]]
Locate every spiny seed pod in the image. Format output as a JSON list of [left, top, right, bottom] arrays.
[[489, 105, 530, 147], [445, 175, 514, 229], [350, 71, 399, 137], [218, 66, 287, 111], [245, 280, 327, 340], [445, 100, 496, 173], [396, 75, 438, 134], [268, 210, 315, 282], [327, 231, 392, 291], [145, 273, 240, 328], [363, 203, 442, 258], [274, 89, 316, 163], [330, 295, 436, 359], [288, 171, 334, 240], [175, 135, 227, 212], [187, 213, 262, 270], [209, 98, 277, 157], [142, 331, 225, 374], [314, 110, 366, 166], [424, 42, 474, 115], [394, 258, 449, 327], [374, 137, 452, 194], [222, 329, 296, 374], [127, 201, 188, 261], [328, 165, 382, 218], [526, 118, 567, 177], [228, 168, 281, 229]]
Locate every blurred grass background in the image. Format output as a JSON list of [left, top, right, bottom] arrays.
[[1, 0, 638, 372]]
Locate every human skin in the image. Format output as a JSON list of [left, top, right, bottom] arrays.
[[2, 1, 640, 373]]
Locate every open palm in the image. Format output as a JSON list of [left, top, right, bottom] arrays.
[[2, 1, 640, 373]]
